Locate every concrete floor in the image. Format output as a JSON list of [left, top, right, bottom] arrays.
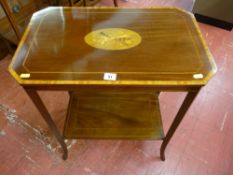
[[0, 0, 233, 174]]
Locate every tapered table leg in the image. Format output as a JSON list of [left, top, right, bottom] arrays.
[[55, 0, 60, 5], [83, 0, 86, 6], [160, 90, 200, 161], [113, 0, 118, 6], [68, 0, 73, 6], [24, 88, 68, 160]]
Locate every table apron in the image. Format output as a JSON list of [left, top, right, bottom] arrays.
[[22, 85, 202, 92]]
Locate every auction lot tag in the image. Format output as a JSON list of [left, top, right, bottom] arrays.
[[104, 73, 117, 81]]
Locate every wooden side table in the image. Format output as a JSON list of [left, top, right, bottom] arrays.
[[8, 7, 217, 160]]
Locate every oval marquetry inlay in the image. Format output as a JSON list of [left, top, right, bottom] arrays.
[[84, 28, 142, 50]]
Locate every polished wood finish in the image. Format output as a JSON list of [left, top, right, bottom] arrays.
[[9, 7, 216, 87], [64, 91, 164, 139], [8, 7, 216, 161]]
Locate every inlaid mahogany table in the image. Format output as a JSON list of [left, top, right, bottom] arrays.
[[8, 7, 217, 160]]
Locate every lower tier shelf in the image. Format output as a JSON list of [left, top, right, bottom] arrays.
[[63, 91, 164, 139]]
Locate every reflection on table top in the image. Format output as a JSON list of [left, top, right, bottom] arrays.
[[9, 7, 217, 86]]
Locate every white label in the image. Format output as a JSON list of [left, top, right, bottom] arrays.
[[103, 73, 117, 81], [193, 73, 203, 79], [20, 73, 30, 78]]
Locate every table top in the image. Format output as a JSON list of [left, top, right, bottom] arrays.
[[9, 7, 216, 87]]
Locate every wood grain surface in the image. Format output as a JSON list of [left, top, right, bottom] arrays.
[[63, 90, 164, 139], [9, 7, 216, 87]]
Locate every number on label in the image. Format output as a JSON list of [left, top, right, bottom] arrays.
[[103, 73, 117, 81]]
